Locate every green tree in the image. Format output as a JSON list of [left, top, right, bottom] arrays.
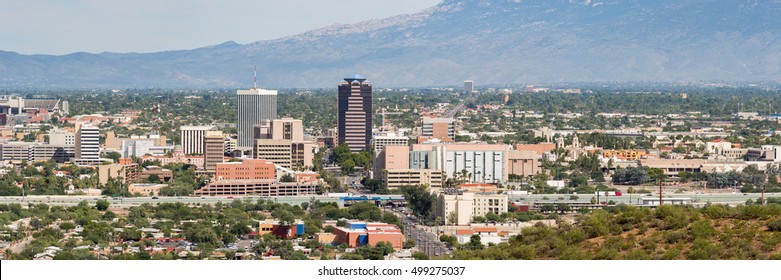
[[95, 199, 110, 211]]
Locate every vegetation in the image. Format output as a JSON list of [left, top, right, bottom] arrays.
[[450, 204, 781, 260]]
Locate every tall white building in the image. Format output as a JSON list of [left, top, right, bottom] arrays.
[[74, 124, 100, 165], [372, 132, 409, 155], [180, 125, 215, 155], [237, 88, 278, 150]]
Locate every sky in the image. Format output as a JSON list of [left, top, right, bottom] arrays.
[[0, 0, 441, 55]]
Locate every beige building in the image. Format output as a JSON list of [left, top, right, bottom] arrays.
[[383, 169, 443, 189], [253, 139, 317, 170], [508, 150, 540, 177], [435, 189, 508, 226], [204, 131, 225, 173], [98, 163, 139, 185], [253, 118, 304, 142], [253, 118, 317, 169], [254, 139, 293, 168], [128, 183, 167, 196]]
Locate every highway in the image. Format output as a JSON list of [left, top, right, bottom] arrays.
[[0, 195, 340, 208], [509, 192, 781, 206]]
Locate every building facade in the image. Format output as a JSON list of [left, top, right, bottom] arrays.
[[436, 189, 508, 226], [410, 143, 509, 184], [383, 169, 443, 189], [508, 150, 541, 177], [464, 80, 475, 93], [253, 118, 304, 142], [180, 126, 215, 155], [420, 118, 455, 142], [337, 75, 372, 152], [203, 130, 225, 173], [237, 89, 278, 150], [74, 124, 100, 166], [215, 159, 275, 181]]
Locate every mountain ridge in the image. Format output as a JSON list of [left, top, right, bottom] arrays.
[[1, 0, 781, 88]]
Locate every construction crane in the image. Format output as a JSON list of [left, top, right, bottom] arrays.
[[378, 107, 402, 129]]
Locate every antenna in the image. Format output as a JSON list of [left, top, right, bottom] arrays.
[[254, 65, 257, 89]]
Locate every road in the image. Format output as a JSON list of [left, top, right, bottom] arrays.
[[389, 207, 451, 258], [446, 104, 465, 119], [0, 195, 340, 208], [509, 192, 781, 206]]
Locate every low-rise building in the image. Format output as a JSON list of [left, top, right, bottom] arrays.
[[128, 183, 167, 196], [215, 159, 275, 181], [332, 221, 403, 250], [383, 169, 443, 189], [508, 150, 540, 177], [98, 163, 139, 184], [194, 180, 319, 196], [435, 189, 508, 226]]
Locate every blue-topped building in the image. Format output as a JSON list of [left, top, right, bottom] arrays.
[[337, 74, 373, 152]]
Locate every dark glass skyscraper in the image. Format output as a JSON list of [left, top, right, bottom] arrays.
[[338, 74, 372, 152]]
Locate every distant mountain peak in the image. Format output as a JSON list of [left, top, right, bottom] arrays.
[[1, 0, 780, 88]]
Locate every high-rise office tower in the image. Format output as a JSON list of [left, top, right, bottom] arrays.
[[204, 130, 225, 173], [464, 80, 475, 93], [180, 125, 215, 155], [74, 124, 100, 165], [338, 74, 372, 152], [237, 88, 278, 150]]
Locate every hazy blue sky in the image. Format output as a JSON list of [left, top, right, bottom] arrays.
[[1, 0, 441, 55]]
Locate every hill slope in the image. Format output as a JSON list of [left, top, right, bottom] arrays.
[[2, 0, 781, 88]]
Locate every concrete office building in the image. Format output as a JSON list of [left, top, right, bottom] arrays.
[[237, 88, 278, 150], [254, 118, 304, 142], [253, 118, 317, 169], [508, 150, 541, 177], [420, 118, 455, 142], [410, 143, 510, 184], [204, 130, 225, 173], [119, 139, 173, 158], [383, 169, 443, 189], [99, 163, 139, 185], [254, 139, 293, 168], [215, 159, 275, 181], [0, 142, 74, 163], [194, 180, 319, 197], [337, 75, 372, 152], [48, 129, 75, 146], [435, 189, 508, 226], [180, 126, 215, 155], [372, 132, 409, 155], [253, 140, 318, 170], [74, 124, 100, 166]]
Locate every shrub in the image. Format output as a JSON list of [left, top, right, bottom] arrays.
[[769, 219, 781, 232]]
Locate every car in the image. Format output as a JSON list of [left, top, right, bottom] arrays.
[[201, 197, 206, 199], [227, 196, 234, 199], [152, 196, 159, 199]]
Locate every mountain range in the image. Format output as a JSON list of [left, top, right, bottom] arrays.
[[2, 0, 781, 89]]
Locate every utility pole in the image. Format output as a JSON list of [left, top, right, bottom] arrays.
[[659, 178, 663, 206]]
